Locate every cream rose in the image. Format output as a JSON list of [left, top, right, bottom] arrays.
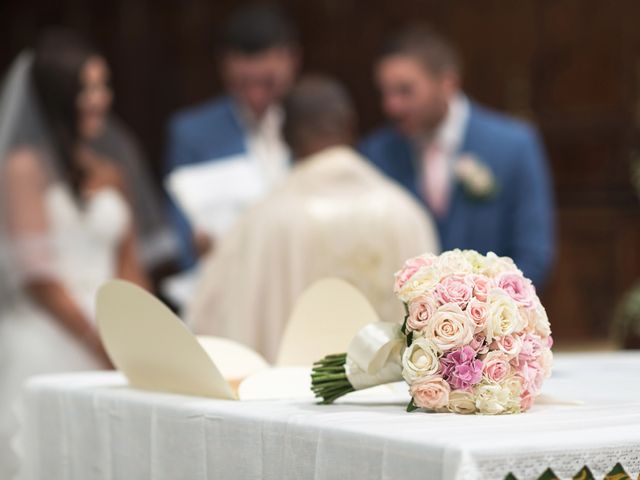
[[474, 380, 515, 415], [410, 375, 450, 410], [501, 376, 525, 413], [447, 390, 477, 414], [423, 303, 475, 351], [481, 252, 520, 278], [437, 249, 474, 276], [462, 250, 487, 273], [406, 294, 438, 332], [396, 265, 441, 303], [401, 337, 442, 384], [523, 303, 551, 337], [486, 288, 526, 342]]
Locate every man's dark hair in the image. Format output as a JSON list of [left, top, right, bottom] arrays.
[[219, 4, 298, 54], [379, 25, 461, 75], [283, 75, 356, 154]]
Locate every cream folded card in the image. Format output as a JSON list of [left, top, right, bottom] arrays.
[[97, 278, 378, 400]]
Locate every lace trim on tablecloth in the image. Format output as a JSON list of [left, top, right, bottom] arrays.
[[455, 444, 640, 480]]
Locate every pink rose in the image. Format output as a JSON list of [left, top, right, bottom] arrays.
[[469, 333, 489, 354], [410, 375, 451, 410], [440, 346, 483, 391], [394, 255, 435, 292], [492, 334, 522, 358], [520, 388, 535, 411], [518, 334, 544, 363], [466, 298, 489, 333], [497, 273, 535, 307], [483, 351, 512, 383], [516, 360, 545, 395], [469, 274, 494, 302], [546, 336, 554, 349], [406, 294, 438, 332], [435, 275, 473, 309]]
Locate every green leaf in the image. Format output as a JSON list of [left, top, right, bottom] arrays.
[[406, 331, 413, 347], [401, 302, 409, 335], [406, 398, 419, 412]]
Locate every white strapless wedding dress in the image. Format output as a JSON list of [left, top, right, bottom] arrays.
[[0, 184, 130, 479]]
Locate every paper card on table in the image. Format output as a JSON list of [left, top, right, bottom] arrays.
[[275, 278, 380, 366], [97, 278, 381, 400], [196, 335, 269, 391], [166, 156, 266, 238], [97, 280, 237, 400]]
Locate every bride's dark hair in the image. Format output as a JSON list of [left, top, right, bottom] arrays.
[[31, 28, 100, 197]]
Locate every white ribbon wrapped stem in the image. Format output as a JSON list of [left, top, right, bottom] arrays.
[[345, 322, 405, 390]]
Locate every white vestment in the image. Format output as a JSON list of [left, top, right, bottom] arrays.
[[187, 146, 439, 362]]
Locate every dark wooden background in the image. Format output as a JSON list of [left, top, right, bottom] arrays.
[[2, 0, 640, 345]]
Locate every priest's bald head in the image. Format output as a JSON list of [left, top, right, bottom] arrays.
[[283, 75, 356, 159]]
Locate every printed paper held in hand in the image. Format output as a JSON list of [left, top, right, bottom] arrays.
[[166, 156, 266, 239]]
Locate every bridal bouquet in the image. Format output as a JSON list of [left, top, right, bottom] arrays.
[[312, 249, 553, 414]]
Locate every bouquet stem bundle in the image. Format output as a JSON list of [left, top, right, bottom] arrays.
[[311, 353, 354, 404]]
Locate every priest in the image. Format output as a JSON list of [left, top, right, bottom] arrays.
[[188, 76, 439, 362]]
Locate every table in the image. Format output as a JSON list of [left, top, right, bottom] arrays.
[[16, 352, 640, 480]]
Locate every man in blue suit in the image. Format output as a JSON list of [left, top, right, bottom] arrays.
[[360, 26, 554, 288], [165, 5, 300, 268]]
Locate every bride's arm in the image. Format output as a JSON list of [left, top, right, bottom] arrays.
[[116, 226, 151, 290], [25, 281, 111, 366], [3, 149, 111, 366]]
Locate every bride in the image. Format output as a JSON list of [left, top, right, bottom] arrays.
[[0, 29, 155, 477]]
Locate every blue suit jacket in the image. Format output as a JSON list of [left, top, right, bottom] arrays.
[[359, 101, 555, 288], [165, 96, 247, 267]]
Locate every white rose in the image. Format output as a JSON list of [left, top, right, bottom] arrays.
[[474, 380, 517, 415], [501, 376, 524, 413], [402, 337, 442, 384], [423, 303, 475, 351], [523, 303, 551, 338], [447, 390, 477, 414], [396, 266, 441, 303], [481, 252, 520, 278], [462, 250, 487, 273], [486, 288, 526, 342], [437, 249, 474, 276]]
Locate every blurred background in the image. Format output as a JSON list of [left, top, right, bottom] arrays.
[[2, 0, 640, 348]]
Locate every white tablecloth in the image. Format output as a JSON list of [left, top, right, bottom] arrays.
[[16, 352, 640, 480]]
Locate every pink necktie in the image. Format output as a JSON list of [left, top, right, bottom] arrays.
[[421, 143, 449, 217]]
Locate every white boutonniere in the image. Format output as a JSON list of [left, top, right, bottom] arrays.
[[454, 154, 497, 200]]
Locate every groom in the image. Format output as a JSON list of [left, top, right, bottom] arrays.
[[360, 26, 555, 288], [165, 5, 300, 268]]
